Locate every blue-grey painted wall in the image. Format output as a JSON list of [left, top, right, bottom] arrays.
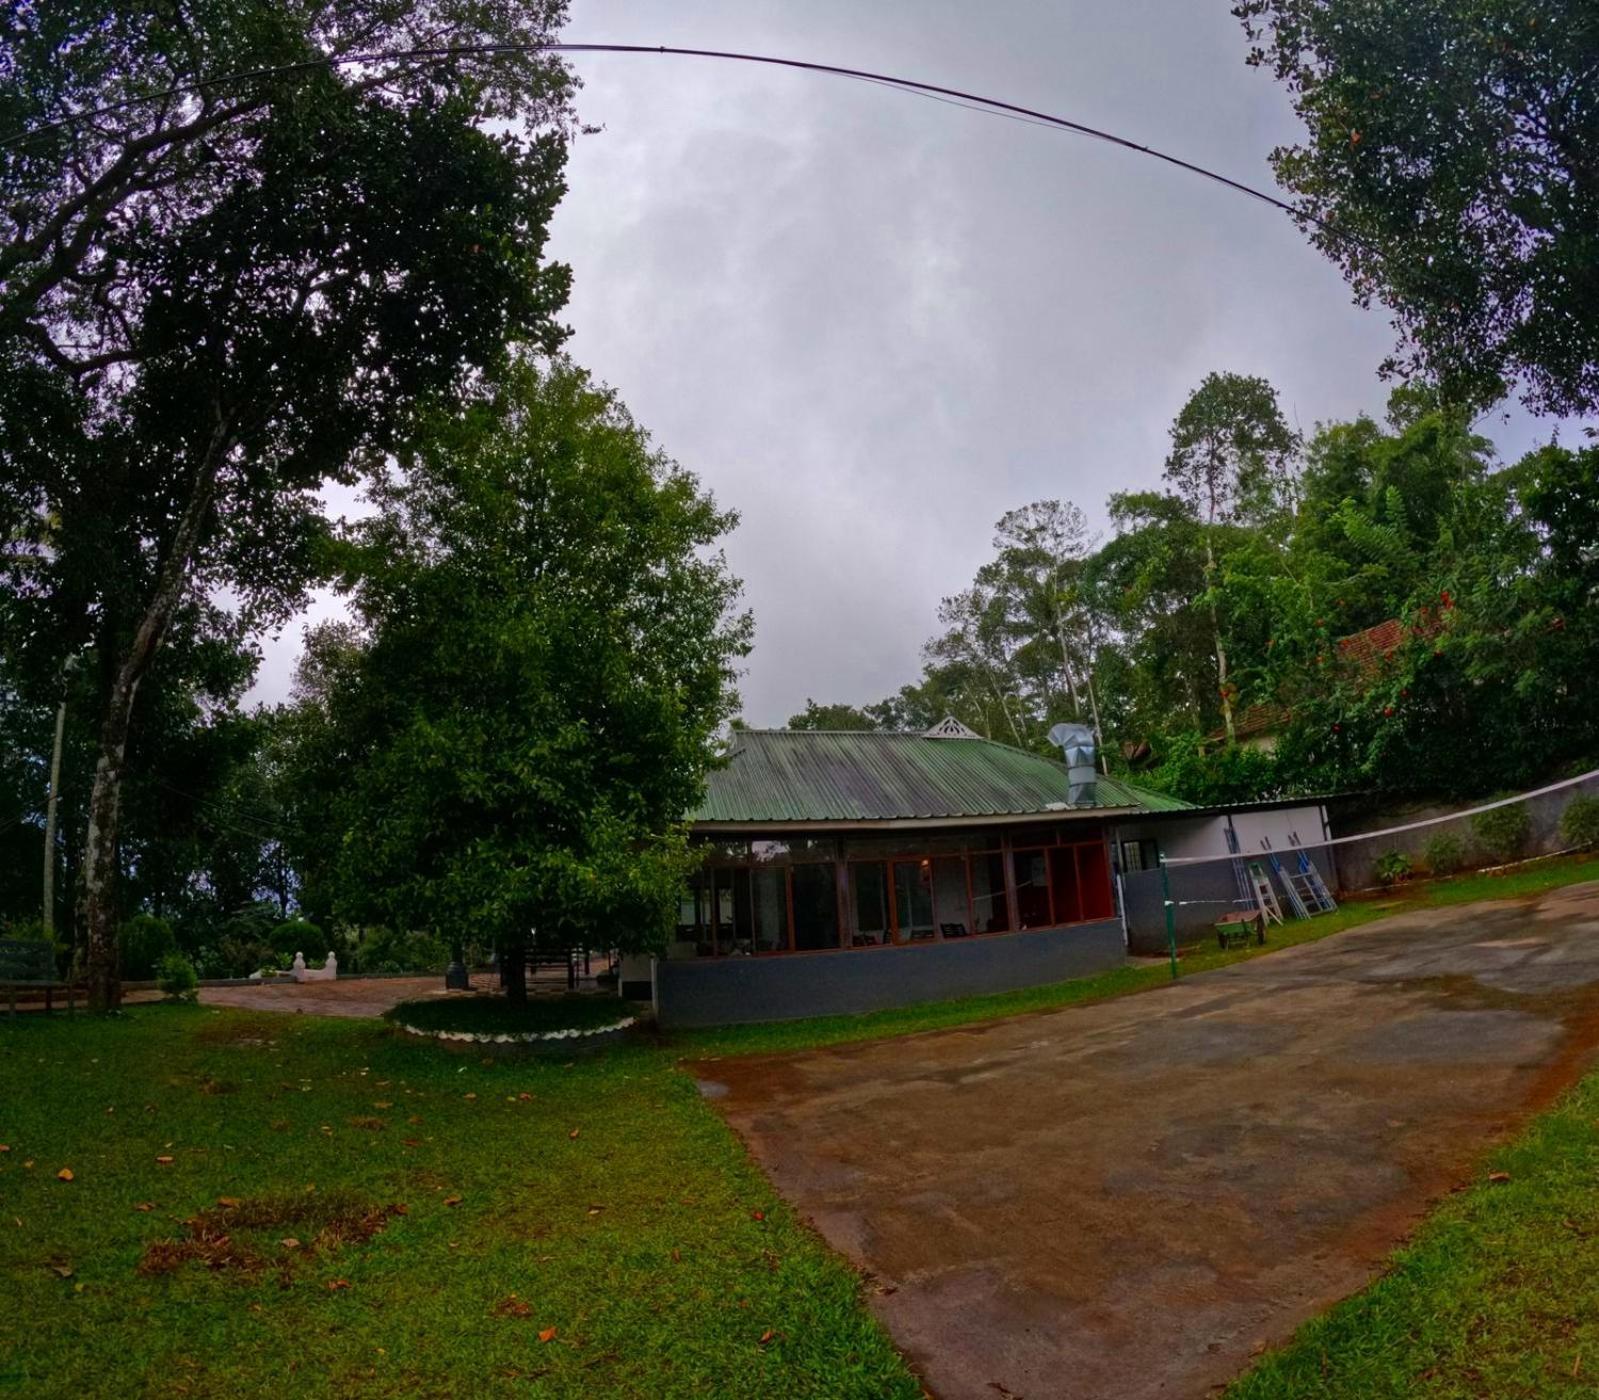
[[653, 920, 1125, 1028]]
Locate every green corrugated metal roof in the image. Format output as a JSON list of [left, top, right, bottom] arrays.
[[691, 730, 1194, 824]]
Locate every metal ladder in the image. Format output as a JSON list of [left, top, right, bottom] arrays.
[[1260, 839, 1310, 920], [1224, 825, 1254, 909], [1288, 833, 1339, 915], [1246, 860, 1285, 925]]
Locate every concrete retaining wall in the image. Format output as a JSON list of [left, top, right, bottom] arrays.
[[653, 920, 1125, 1028]]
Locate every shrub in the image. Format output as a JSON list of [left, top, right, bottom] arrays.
[[2, 916, 52, 944], [1421, 831, 1466, 877], [157, 950, 198, 1002], [121, 913, 176, 979], [1375, 849, 1413, 885], [351, 926, 450, 975], [1560, 795, 1599, 850], [1471, 801, 1530, 863], [269, 918, 326, 958]]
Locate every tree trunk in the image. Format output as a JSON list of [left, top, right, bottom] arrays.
[[83, 424, 230, 1012], [1203, 531, 1236, 743]]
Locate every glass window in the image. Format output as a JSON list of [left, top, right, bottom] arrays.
[[750, 839, 791, 864], [844, 832, 973, 860], [1048, 846, 1082, 925], [1012, 849, 1053, 930], [850, 862, 891, 947], [932, 856, 971, 938], [787, 837, 839, 864], [892, 861, 936, 943], [752, 867, 788, 953], [970, 852, 1010, 934], [1076, 842, 1115, 922], [713, 867, 753, 956], [703, 839, 750, 866], [1120, 838, 1158, 873], [791, 863, 841, 951], [677, 872, 710, 954]]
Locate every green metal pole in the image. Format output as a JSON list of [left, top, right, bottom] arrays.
[[1160, 855, 1178, 980]]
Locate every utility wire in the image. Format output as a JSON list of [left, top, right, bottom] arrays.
[[0, 40, 1326, 236]]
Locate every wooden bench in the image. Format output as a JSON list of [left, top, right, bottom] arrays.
[[0, 938, 82, 1017]]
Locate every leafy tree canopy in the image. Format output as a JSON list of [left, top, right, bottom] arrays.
[[1236, 0, 1599, 415], [280, 360, 751, 999]]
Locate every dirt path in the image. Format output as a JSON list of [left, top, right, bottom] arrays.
[[694, 882, 1599, 1399]]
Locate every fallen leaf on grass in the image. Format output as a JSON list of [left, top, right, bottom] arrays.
[[1488, 1171, 1512, 1183], [538, 1327, 557, 1343], [373, 1102, 393, 1110], [56, 1168, 74, 1182], [587, 1205, 604, 1216], [402, 1138, 421, 1148], [155, 1156, 174, 1166], [464, 1093, 477, 1102], [568, 1129, 580, 1140], [758, 1330, 777, 1347], [280, 1238, 301, 1250], [493, 1295, 533, 1318], [443, 1196, 462, 1208], [134, 1203, 155, 1213], [217, 1197, 240, 1209], [326, 1278, 350, 1291], [518, 1092, 532, 1102], [670, 1248, 681, 1263], [751, 1210, 765, 1221], [0, 1144, 9, 1152], [49, 1261, 73, 1278]]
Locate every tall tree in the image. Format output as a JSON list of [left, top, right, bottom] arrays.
[[989, 500, 1105, 753], [284, 359, 751, 1003], [1163, 372, 1299, 742], [1236, 0, 1599, 415], [0, 2, 575, 1008]]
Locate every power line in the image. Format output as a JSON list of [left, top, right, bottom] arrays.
[[0, 40, 1324, 235]]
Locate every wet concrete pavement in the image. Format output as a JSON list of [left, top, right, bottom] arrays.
[[694, 883, 1599, 1399]]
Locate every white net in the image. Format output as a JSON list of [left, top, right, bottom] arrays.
[[1141, 766, 1599, 959]]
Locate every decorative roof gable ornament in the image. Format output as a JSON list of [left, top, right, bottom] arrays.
[[922, 715, 980, 740]]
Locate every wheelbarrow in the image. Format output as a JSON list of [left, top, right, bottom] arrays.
[[1214, 908, 1266, 950]]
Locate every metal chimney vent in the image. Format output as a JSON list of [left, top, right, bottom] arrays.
[[1047, 721, 1097, 806]]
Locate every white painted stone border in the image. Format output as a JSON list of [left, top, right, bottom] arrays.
[[395, 1015, 637, 1045]]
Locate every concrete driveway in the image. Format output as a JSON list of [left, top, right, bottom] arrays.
[[695, 882, 1599, 1400]]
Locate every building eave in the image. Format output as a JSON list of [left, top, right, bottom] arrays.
[[690, 807, 1143, 835]]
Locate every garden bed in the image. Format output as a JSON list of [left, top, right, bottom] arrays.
[[385, 994, 641, 1052]]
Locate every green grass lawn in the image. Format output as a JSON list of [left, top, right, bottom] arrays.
[[0, 1007, 918, 1399], [1228, 1066, 1599, 1398], [6, 854, 1599, 1397]]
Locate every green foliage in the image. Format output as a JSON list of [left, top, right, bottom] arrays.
[[1235, 0, 1599, 416], [1374, 849, 1413, 886], [1471, 802, 1531, 864], [2, 916, 51, 943], [1, 0, 578, 1003], [155, 951, 198, 1002], [1560, 796, 1599, 851], [1144, 732, 1280, 807], [1422, 832, 1466, 877], [277, 358, 751, 977], [349, 927, 451, 976], [786, 700, 880, 731], [268, 919, 327, 959], [119, 913, 175, 980]]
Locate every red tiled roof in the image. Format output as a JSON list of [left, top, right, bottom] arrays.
[[1335, 618, 1406, 677]]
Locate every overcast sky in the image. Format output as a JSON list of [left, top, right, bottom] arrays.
[[251, 0, 1578, 724]]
